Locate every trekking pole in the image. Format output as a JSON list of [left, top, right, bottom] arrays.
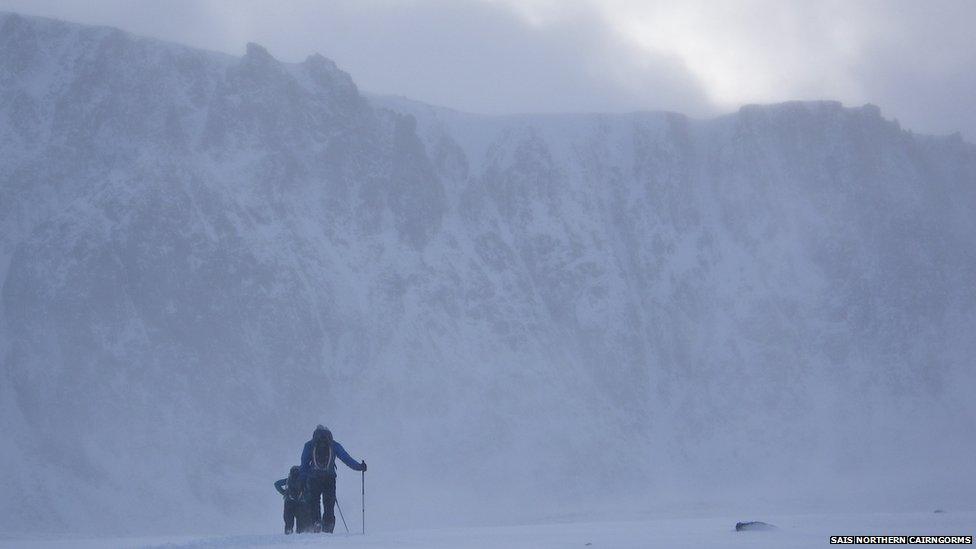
[[335, 497, 350, 535], [362, 468, 366, 535]]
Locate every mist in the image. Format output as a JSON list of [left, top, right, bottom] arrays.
[[0, 5, 974, 548], [1, 0, 975, 139]]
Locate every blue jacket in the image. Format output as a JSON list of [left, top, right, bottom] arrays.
[[300, 439, 363, 478]]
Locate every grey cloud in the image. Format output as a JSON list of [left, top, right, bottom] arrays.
[[644, 0, 976, 139], [0, 0, 973, 138], [846, 0, 976, 139], [0, 0, 715, 117]]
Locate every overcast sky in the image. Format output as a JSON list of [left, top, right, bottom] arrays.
[[1, 0, 974, 140]]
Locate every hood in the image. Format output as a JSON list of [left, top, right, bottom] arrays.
[[312, 425, 333, 445]]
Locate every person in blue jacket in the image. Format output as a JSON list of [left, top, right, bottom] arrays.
[[300, 424, 366, 533], [273, 466, 307, 534]]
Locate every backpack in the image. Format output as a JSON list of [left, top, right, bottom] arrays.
[[284, 467, 304, 502], [312, 441, 335, 472]]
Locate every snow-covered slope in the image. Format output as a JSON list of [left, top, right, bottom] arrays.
[[1, 12, 974, 536], [5, 511, 975, 549]]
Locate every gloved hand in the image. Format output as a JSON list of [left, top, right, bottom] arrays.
[[360, 460, 367, 472]]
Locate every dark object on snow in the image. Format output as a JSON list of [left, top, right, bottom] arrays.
[[735, 521, 776, 531], [275, 466, 310, 533], [934, 509, 946, 514], [274, 466, 306, 502], [306, 474, 338, 533], [282, 500, 304, 534], [298, 425, 367, 532], [335, 495, 351, 535], [300, 427, 365, 478], [362, 467, 366, 536]]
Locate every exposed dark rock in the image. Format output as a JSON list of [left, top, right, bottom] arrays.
[[735, 521, 776, 531]]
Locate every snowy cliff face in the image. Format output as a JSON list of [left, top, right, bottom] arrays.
[[1, 12, 975, 535]]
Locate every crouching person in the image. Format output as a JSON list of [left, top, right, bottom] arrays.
[[274, 466, 308, 534], [300, 425, 366, 533]]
